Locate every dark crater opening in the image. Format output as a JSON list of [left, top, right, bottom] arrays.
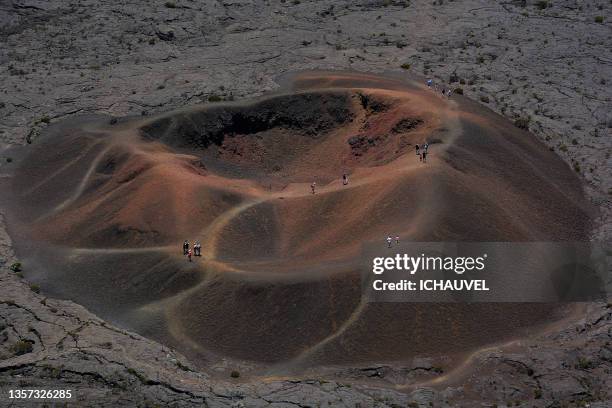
[[140, 91, 356, 150]]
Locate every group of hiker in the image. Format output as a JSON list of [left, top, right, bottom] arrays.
[[182, 240, 202, 262], [311, 173, 350, 194], [386, 235, 400, 248], [415, 142, 429, 163], [427, 79, 452, 98]]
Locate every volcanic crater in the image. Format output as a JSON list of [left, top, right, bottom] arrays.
[[2, 72, 593, 377]]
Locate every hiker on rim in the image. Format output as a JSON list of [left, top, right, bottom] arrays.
[[194, 241, 201, 256], [415, 143, 420, 160], [183, 240, 189, 255], [427, 79, 433, 88], [342, 173, 349, 186], [311, 181, 316, 194], [395, 236, 400, 245], [187, 248, 193, 262], [422, 150, 428, 163], [386, 236, 393, 248], [447, 89, 452, 98]]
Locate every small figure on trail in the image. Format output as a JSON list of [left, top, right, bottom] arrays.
[[342, 173, 349, 186], [194, 241, 201, 256], [183, 240, 189, 255], [395, 236, 400, 245], [441, 88, 446, 96], [415, 143, 420, 159], [387, 236, 393, 248], [447, 89, 452, 98], [427, 79, 433, 88], [423, 142, 429, 154], [187, 248, 193, 262], [311, 181, 316, 194], [422, 150, 428, 163]]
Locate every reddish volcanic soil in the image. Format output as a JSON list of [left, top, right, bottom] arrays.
[[1, 72, 593, 376]]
